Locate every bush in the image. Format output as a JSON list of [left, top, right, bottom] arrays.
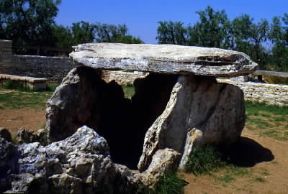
[[185, 145, 225, 175]]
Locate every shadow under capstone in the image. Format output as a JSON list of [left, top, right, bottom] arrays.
[[47, 66, 178, 169]]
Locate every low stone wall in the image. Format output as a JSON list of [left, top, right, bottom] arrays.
[[0, 54, 77, 83], [0, 39, 77, 82], [0, 40, 14, 70], [220, 79, 288, 106], [12, 55, 77, 82], [102, 70, 149, 85]]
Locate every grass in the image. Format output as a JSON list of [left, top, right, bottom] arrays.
[[152, 172, 187, 194], [185, 145, 226, 175], [184, 145, 253, 185], [245, 101, 288, 141], [0, 82, 55, 109], [215, 166, 250, 184], [122, 84, 135, 99]]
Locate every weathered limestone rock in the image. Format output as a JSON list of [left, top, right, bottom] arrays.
[[5, 126, 117, 194], [46, 66, 177, 169], [138, 75, 245, 171], [138, 148, 180, 187], [102, 70, 149, 85], [2, 126, 179, 194], [70, 43, 257, 77], [15, 128, 47, 145], [179, 128, 203, 169]]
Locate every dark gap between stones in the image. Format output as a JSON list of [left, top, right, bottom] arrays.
[[96, 73, 178, 169]]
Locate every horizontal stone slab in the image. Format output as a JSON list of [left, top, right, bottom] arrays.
[[70, 43, 258, 77], [0, 74, 47, 83]]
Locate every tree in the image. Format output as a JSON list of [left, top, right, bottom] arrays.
[[269, 15, 288, 71], [94, 23, 143, 44], [0, 0, 61, 54], [188, 6, 231, 48], [231, 15, 269, 68], [51, 22, 143, 54], [156, 21, 187, 45], [71, 21, 95, 45], [52, 25, 73, 55]]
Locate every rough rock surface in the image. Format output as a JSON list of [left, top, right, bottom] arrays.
[[5, 126, 117, 194], [0, 127, 12, 142], [138, 75, 245, 171], [46, 66, 178, 169], [15, 128, 47, 145], [0, 137, 18, 193], [70, 43, 257, 77], [1, 126, 180, 194], [138, 148, 180, 187]]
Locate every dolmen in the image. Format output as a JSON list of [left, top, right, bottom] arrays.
[[1, 43, 257, 194]]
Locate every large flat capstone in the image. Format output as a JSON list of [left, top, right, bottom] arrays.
[[70, 43, 257, 77]]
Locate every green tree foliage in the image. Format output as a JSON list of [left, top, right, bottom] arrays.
[[269, 16, 288, 71], [94, 23, 143, 43], [232, 15, 269, 68], [188, 6, 231, 48], [51, 22, 143, 53], [156, 21, 187, 45], [0, 0, 61, 54], [71, 21, 95, 45]]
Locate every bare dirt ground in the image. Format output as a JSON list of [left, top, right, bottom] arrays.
[[0, 108, 287, 194], [183, 129, 288, 194], [0, 108, 45, 136]]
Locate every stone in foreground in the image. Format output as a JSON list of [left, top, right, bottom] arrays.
[[1, 126, 179, 194], [70, 43, 257, 77]]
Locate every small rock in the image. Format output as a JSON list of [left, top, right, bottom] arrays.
[[0, 127, 12, 142]]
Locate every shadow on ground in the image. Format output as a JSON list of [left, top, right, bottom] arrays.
[[221, 137, 274, 167]]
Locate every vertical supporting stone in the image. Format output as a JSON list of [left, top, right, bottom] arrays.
[[138, 75, 245, 171]]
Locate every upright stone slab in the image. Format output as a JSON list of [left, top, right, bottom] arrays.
[[137, 75, 245, 171]]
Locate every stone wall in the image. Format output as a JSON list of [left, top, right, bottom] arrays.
[[0, 40, 77, 82], [0, 40, 14, 70], [219, 79, 288, 106], [12, 55, 76, 82], [102, 70, 149, 85]]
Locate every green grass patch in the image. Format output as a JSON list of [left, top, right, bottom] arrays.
[[122, 84, 135, 99], [185, 145, 226, 175], [215, 166, 250, 184], [0, 83, 55, 109], [0, 91, 52, 109], [245, 102, 288, 141], [152, 172, 187, 194], [185, 145, 252, 185], [246, 101, 288, 116], [1, 80, 34, 92]]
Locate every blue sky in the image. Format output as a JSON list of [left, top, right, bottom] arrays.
[[55, 0, 288, 43]]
